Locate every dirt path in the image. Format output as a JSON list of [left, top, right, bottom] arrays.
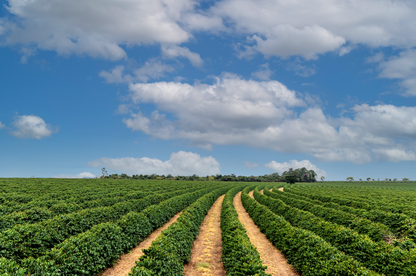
[[235, 191, 298, 276], [100, 211, 183, 276], [278, 187, 284, 192], [183, 195, 226, 276]]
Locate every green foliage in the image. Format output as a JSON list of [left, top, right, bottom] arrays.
[[0, 257, 27, 276], [284, 175, 297, 185], [260, 188, 416, 275], [129, 186, 233, 276], [285, 187, 416, 241], [21, 185, 226, 275], [0, 186, 210, 261], [241, 187, 379, 276], [220, 185, 270, 276], [270, 188, 391, 241]]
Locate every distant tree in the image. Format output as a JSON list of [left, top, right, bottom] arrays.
[[101, 167, 108, 178], [359, 178, 362, 181], [403, 178, 410, 181], [320, 176, 325, 181], [346, 177, 354, 181], [366, 177, 371, 181], [393, 178, 397, 182], [385, 178, 389, 181], [285, 175, 297, 185]]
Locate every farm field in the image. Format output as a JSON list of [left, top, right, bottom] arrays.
[[1, 178, 416, 275]]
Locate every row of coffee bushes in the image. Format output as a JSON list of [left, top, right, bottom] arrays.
[[241, 187, 379, 276], [290, 186, 416, 207], [270, 188, 390, 242], [0, 190, 149, 233], [260, 188, 416, 275], [0, 185, 217, 261], [288, 187, 416, 218], [281, 188, 416, 243], [128, 186, 234, 275], [0, 180, 198, 216], [0, 185, 206, 233], [18, 185, 226, 275], [220, 185, 270, 275]]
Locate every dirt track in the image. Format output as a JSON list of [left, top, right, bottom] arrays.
[[100, 212, 182, 276], [183, 195, 226, 276], [234, 191, 298, 276]]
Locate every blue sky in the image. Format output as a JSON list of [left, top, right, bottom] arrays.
[[1, 0, 416, 180]]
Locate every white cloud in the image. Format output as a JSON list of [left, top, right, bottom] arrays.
[[265, 159, 327, 179], [53, 172, 96, 178], [10, 115, 57, 139], [4, 0, 416, 64], [123, 73, 305, 148], [377, 49, 416, 96], [100, 60, 175, 84], [134, 60, 175, 83], [120, 74, 416, 163], [244, 161, 258, 168], [211, 0, 416, 59], [3, 0, 198, 60], [99, 65, 126, 84], [161, 44, 203, 67], [251, 63, 273, 80], [87, 151, 220, 176], [0, 121, 5, 129], [252, 25, 345, 60]]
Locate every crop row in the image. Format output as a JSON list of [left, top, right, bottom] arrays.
[[0, 181, 203, 216], [0, 185, 218, 261], [260, 188, 416, 275], [0, 184, 205, 233], [129, 186, 233, 275], [279, 188, 416, 243], [220, 185, 269, 275], [288, 187, 416, 218], [241, 187, 379, 276], [269, 188, 390, 241], [7, 184, 228, 275]]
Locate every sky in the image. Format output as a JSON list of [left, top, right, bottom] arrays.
[[1, 0, 416, 180]]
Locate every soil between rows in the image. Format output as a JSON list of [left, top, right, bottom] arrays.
[[235, 191, 298, 276], [100, 211, 183, 276], [183, 195, 226, 276]]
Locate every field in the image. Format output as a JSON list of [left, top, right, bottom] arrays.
[[1, 178, 416, 275]]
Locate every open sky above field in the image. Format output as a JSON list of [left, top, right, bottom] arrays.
[[1, 0, 416, 180]]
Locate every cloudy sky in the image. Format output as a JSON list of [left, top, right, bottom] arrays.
[[1, 0, 416, 180]]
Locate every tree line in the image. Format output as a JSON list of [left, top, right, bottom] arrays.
[[100, 167, 317, 183]]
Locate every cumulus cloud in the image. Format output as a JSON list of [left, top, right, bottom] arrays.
[[244, 161, 258, 168], [377, 49, 416, 96], [161, 45, 203, 67], [211, 0, 416, 59], [0, 121, 5, 129], [53, 172, 96, 178], [87, 151, 220, 176], [122, 73, 305, 147], [252, 25, 345, 60], [120, 74, 416, 163], [10, 115, 58, 139], [3, 0, 416, 62], [3, 0, 199, 60], [265, 159, 327, 179]]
